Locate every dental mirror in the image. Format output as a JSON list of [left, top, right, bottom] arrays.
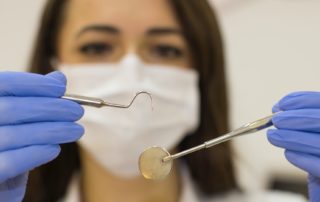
[[139, 113, 277, 181], [138, 146, 172, 181]]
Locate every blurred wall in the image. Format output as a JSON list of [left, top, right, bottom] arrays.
[[0, 0, 46, 71], [1, 0, 320, 193]]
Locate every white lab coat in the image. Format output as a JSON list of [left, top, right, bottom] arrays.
[[61, 165, 307, 202]]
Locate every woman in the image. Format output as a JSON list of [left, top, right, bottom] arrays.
[[0, 0, 318, 201]]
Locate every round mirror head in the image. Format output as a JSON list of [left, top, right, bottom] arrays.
[[138, 146, 172, 181]]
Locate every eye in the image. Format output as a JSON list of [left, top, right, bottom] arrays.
[[151, 44, 184, 59], [79, 42, 113, 56]]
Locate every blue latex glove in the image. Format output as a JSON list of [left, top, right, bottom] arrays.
[[0, 71, 84, 202], [267, 91, 320, 202]]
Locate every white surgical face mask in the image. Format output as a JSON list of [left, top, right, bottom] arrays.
[[59, 54, 200, 178]]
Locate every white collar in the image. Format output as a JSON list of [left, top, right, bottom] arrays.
[[178, 163, 201, 202]]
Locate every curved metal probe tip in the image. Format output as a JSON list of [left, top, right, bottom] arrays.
[[103, 91, 153, 109]]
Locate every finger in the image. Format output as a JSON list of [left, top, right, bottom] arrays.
[[0, 71, 66, 97], [272, 109, 320, 132], [272, 102, 281, 113], [45, 71, 67, 85], [0, 145, 60, 183], [278, 91, 320, 111], [267, 129, 320, 156], [0, 97, 84, 125], [308, 175, 320, 202], [284, 150, 320, 178], [0, 173, 28, 202], [0, 122, 84, 151]]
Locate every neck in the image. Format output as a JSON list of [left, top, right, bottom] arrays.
[[80, 147, 181, 202]]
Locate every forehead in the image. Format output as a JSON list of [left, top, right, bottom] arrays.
[[64, 0, 180, 33]]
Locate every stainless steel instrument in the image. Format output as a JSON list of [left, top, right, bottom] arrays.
[[62, 91, 152, 108], [139, 113, 277, 181]]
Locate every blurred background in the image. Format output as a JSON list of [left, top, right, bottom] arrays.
[[1, 0, 319, 197]]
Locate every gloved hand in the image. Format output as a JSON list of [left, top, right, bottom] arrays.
[[0, 71, 84, 202], [267, 91, 320, 202]]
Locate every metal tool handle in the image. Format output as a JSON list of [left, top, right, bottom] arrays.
[[62, 94, 104, 108], [204, 113, 274, 148], [163, 113, 276, 162], [62, 91, 153, 109]]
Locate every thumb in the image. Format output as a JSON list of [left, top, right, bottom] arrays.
[[308, 174, 320, 202], [0, 173, 28, 202], [46, 71, 67, 85]]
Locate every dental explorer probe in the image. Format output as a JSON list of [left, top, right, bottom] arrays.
[[139, 113, 277, 181], [62, 91, 152, 108]]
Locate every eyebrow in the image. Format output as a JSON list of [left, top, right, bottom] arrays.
[[77, 24, 182, 38], [77, 25, 120, 37], [146, 27, 182, 36]]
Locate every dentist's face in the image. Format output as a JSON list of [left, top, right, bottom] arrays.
[[57, 0, 192, 69]]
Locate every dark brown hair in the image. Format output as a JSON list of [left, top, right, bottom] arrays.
[[25, 0, 238, 201]]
